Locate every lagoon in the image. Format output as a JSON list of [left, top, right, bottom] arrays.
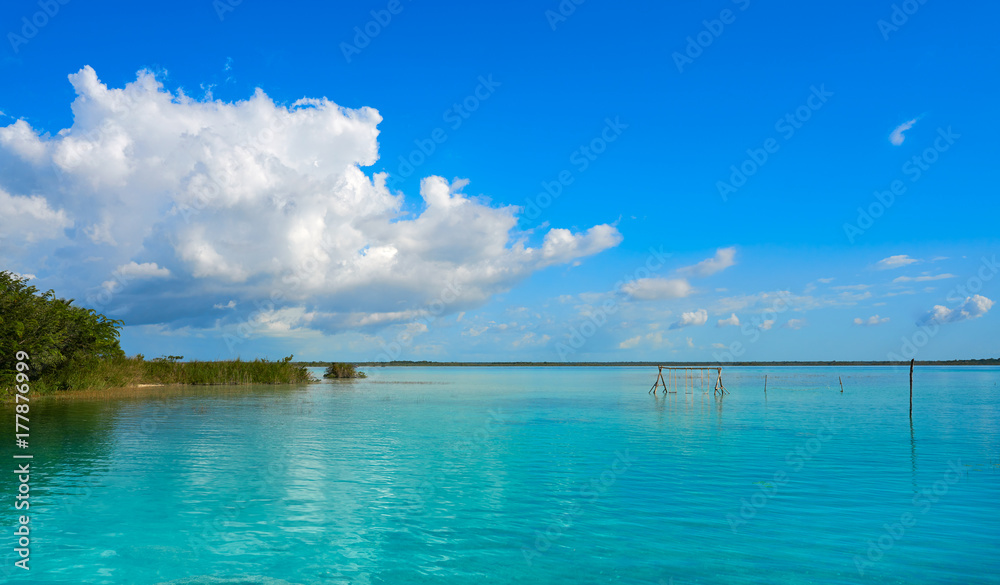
[[3, 366, 999, 584]]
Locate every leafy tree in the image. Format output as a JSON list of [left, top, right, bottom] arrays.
[[1, 271, 124, 391]]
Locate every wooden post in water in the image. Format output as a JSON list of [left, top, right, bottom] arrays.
[[764, 374, 767, 395], [839, 376, 843, 393], [909, 359, 914, 417], [714, 367, 727, 396]]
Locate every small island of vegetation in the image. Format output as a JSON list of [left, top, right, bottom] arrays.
[[323, 363, 367, 379]]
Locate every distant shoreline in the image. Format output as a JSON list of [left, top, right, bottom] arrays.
[[296, 360, 1000, 367]]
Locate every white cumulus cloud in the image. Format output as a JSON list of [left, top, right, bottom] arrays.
[[874, 255, 918, 270], [618, 335, 641, 349], [920, 295, 993, 325], [670, 309, 708, 329], [116, 261, 171, 278], [679, 247, 736, 278], [622, 278, 692, 301], [717, 313, 739, 327], [101, 261, 172, 292], [539, 225, 623, 267], [0, 67, 622, 333]]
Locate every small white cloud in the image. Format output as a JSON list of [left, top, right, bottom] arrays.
[[839, 290, 873, 302], [854, 315, 889, 326], [920, 295, 993, 325], [116, 261, 170, 278], [512, 332, 549, 348], [100, 261, 171, 291], [214, 300, 237, 310], [463, 326, 487, 337], [711, 343, 726, 349], [539, 224, 623, 267], [874, 255, 919, 270], [889, 118, 917, 146], [619, 335, 642, 349], [645, 331, 671, 347], [784, 318, 806, 330], [760, 319, 775, 330], [817, 277, 835, 284], [670, 309, 708, 329], [717, 313, 739, 327], [686, 337, 695, 348], [679, 247, 736, 278], [623, 278, 692, 300], [892, 273, 955, 283]]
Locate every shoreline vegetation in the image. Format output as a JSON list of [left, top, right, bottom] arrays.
[[2, 355, 314, 399], [1, 270, 318, 398]]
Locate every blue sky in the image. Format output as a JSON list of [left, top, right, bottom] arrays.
[[1, 0, 997, 362]]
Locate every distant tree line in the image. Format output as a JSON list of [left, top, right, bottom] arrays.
[[352, 359, 1000, 366]]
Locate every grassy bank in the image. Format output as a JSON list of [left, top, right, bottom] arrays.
[[4, 355, 312, 397], [141, 356, 312, 385]]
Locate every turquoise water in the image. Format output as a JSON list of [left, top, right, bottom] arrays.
[[3, 366, 999, 584]]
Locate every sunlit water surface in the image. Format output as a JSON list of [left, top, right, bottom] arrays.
[[3, 366, 999, 584]]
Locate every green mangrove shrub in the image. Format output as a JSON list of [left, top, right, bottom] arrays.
[[323, 363, 366, 379]]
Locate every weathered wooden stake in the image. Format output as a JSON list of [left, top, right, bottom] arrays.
[[764, 374, 767, 394], [839, 376, 843, 393], [909, 359, 914, 417], [714, 367, 727, 396], [650, 366, 663, 394]]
